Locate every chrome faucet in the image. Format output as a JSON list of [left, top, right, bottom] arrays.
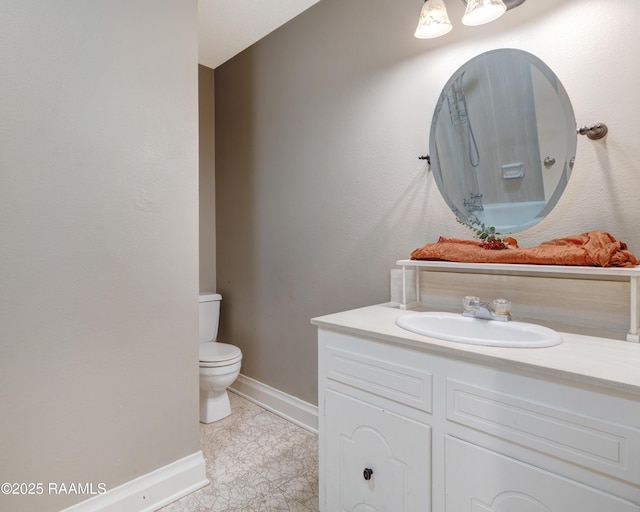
[[464, 201, 484, 212], [462, 296, 511, 322], [463, 193, 484, 212]]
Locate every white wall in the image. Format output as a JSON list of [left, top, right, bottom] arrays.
[[213, 0, 640, 406], [0, 2, 200, 511]]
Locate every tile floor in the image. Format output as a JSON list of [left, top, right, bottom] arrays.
[[160, 392, 319, 512]]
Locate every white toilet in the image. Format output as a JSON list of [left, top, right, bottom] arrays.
[[199, 292, 242, 423]]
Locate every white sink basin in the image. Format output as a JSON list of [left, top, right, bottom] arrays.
[[395, 312, 563, 348]]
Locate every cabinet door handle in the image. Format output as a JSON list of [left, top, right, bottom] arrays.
[[363, 467, 374, 481]]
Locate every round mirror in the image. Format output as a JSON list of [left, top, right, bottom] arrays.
[[429, 48, 577, 233]]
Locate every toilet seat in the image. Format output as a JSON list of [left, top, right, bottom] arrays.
[[200, 342, 242, 367]]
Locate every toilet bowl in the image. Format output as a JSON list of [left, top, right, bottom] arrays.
[[199, 293, 242, 423]]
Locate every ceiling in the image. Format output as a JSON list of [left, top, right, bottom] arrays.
[[198, 0, 323, 69]]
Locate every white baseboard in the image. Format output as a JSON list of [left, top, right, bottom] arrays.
[[60, 451, 208, 512], [230, 374, 318, 434], [59, 378, 316, 512]]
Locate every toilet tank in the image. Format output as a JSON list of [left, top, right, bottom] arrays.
[[199, 293, 222, 343]]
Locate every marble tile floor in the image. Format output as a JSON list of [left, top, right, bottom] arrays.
[[160, 392, 319, 512]]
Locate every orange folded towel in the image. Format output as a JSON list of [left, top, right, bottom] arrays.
[[410, 230, 640, 268]]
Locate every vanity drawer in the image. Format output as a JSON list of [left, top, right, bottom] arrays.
[[321, 330, 433, 414], [446, 377, 640, 486]]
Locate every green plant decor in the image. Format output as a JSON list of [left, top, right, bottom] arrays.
[[457, 217, 507, 249]]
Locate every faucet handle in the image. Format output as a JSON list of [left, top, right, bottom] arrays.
[[492, 298, 511, 316], [463, 296, 481, 312]]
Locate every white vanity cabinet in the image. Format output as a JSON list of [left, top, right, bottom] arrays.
[[315, 307, 640, 512], [324, 390, 431, 511], [319, 330, 434, 511]]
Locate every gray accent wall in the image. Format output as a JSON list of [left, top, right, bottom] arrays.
[[199, 65, 217, 293], [213, 0, 640, 407]]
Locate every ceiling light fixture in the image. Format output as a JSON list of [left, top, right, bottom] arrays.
[[414, 0, 453, 39], [414, 0, 525, 39], [462, 0, 507, 26]]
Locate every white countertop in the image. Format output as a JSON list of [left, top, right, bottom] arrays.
[[312, 303, 640, 395]]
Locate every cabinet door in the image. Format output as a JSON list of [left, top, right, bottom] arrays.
[[445, 436, 640, 512], [325, 390, 431, 512]]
